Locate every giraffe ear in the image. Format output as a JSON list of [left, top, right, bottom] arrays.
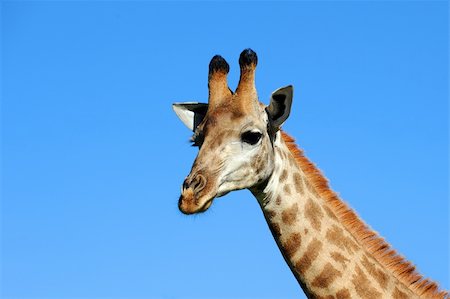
[[172, 102, 208, 131], [266, 85, 293, 130]]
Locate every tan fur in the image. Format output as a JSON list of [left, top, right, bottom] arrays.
[[311, 262, 342, 289], [235, 63, 257, 110], [208, 70, 232, 109], [283, 232, 302, 258], [336, 288, 351, 299], [281, 202, 299, 225], [281, 131, 448, 299]]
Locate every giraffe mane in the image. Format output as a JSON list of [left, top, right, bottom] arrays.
[[281, 131, 448, 299]]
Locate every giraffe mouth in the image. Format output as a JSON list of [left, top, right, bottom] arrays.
[[179, 197, 214, 215], [179, 186, 234, 214], [178, 188, 217, 215], [199, 198, 214, 212]]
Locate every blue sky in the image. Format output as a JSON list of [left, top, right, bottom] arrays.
[[1, 1, 448, 298]]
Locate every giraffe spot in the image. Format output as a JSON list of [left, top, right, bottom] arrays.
[[214, 134, 224, 147], [269, 222, 282, 238], [281, 203, 298, 225], [361, 255, 389, 290], [311, 262, 342, 289], [304, 228, 309, 235], [283, 184, 291, 195], [293, 172, 304, 195], [230, 110, 245, 120], [265, 210, 276, 220], [279, 169, 288, 183], [288, 153, 297, 165], [294, 238, 323, 276], [275, 195, 282, 205], [326, 225, 359, 254], [351, 265, 382, 299], [336, 288, 351, 299], [330, 251, 350, 269], [305, 179, 320, 197], [283, 232, 302, 259], [392, 287, 409, 299], [323, 205, 338, 221], [304, 198, 324, 231]]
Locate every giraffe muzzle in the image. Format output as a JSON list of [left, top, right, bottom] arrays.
[[182, 174, 207, 194], [178, 174, 214, 214]]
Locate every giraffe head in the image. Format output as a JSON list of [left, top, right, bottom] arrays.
[[173, 49, 293, 214]]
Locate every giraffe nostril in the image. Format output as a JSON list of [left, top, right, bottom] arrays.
[[193, 174, 206, 193], [182, 174, 207, 194], [182, 179, 190, 191]]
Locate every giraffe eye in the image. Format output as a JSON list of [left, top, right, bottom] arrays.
[[241, 131, 262, 145]]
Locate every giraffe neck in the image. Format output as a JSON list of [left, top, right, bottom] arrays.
[[251, 131, 420, 299]]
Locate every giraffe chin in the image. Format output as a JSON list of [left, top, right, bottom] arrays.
[[178, 188, 216, 215]]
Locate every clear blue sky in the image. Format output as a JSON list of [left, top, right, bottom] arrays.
[[1, 1, 448, 299]]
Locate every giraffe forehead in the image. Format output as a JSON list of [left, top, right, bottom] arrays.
[[203, 107, 265, 134]]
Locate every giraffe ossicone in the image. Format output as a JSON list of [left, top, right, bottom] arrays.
[[173, 49, 448, 299]]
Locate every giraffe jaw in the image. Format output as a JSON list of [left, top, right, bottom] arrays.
[[199, 198, 214, 213], [179, 198, 214, 215], [178, 179, 234, 214], [178, 188, 216, 215]]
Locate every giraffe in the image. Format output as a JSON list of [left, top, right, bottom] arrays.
[[172, 49, 448, 299]]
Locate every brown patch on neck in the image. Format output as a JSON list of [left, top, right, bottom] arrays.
[[279, 169, 288, 182], [283, 184, 292, 195], [295, 238, 323, 276], [268, 221, 282, 239], [283, 232, 302, 259], [275, 195, 282, 205], [352, 265, 382, 299], [281, 203, 299, 225], [281, 131, 448, 299], [330, 251, 350, 268], [311, 294, 334, 299], [326, 225, 358, 254], [393, 287, 410, 299], [304, 197, 324, 232], [293, 172, 305, 195], [361, 255, 389, 290], [265, 210, 277, 220], [304, 179, 319, 197], [336, 288, 351, 299], [323, 205, 338, 221], [311, 262, 342, 289]]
